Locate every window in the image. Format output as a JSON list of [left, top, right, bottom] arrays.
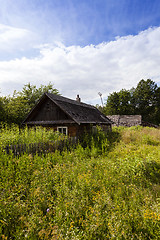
[[57, 127, 68, 136]]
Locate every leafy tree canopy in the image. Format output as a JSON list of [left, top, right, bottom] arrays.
[[16, 82, 59, 108], [104, 79, 160, 125], [104, 89, 133, 115]]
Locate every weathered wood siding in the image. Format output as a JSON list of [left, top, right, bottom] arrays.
[[28, 98, 71, 122]]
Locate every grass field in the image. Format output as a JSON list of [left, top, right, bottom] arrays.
[[0, 126, 160, 239]]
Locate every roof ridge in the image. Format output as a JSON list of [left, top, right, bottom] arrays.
[[46, 92, 95, 109]]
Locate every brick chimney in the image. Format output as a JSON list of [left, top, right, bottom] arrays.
[[76, 94, 81, 102]]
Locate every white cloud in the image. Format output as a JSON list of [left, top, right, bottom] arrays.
[[0, 26, 160, 105], [0, 24, 34, 52]]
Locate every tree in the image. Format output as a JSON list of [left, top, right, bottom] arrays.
[[18, 82, 59, 109], [0, 97, 6, 123], [2, 82, 60, 125], [132, 79, 158, 123], [151, 86, 160, 124], [104, 91, 120, 115], [4, 95, 29, 124], [118, 89, 133, 114], [104, 89, 133, 115], [103, 79, 160, 125]]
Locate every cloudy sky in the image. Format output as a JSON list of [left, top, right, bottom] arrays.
[[0, 0, 160, 105]]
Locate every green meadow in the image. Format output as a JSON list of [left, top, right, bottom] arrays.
[[0, 126, 160, 239]]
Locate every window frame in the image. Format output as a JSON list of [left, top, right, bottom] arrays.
[[57, 126, 68, 136]]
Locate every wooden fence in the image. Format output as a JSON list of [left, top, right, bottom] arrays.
[[4, 137, 78, 157]]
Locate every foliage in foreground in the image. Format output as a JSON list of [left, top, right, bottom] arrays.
[[0, 125, 65, 149], [0, 127, 160, 239]]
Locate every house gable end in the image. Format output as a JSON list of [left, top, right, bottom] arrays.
[[34, 98, 71, 121], [23, 95, 73, 123]]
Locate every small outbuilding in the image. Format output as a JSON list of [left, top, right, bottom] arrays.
[[22, 93, 112, 137], [107, 115, 159, 128], [107, 115, 142, 127]]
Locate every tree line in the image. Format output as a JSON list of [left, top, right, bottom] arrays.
[[102, 79, 160, 125], [0, 82, 59, 125], [0, 79, 160, 126]]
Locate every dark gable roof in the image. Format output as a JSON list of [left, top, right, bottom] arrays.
[[23, 93, 112, 125], [46, 93, 111, 125]]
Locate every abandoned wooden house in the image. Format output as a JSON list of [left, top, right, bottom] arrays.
[[22, 93, 112, 137], [107, 115, 142, 127], [107, 115, 159, 128]]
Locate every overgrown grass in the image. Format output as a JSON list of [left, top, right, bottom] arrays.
[[0, 127, 160, 239], [0, 124, 65, 148]]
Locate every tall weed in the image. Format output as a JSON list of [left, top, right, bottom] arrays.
[[0, 124, 65, 148]]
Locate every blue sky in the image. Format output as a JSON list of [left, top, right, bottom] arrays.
[[0, 0, 160, 104], [2, 0, 160, 47]]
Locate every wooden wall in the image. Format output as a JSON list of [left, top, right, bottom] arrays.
[[28, 98, 70, 122], [44, 124, 92, 137]]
